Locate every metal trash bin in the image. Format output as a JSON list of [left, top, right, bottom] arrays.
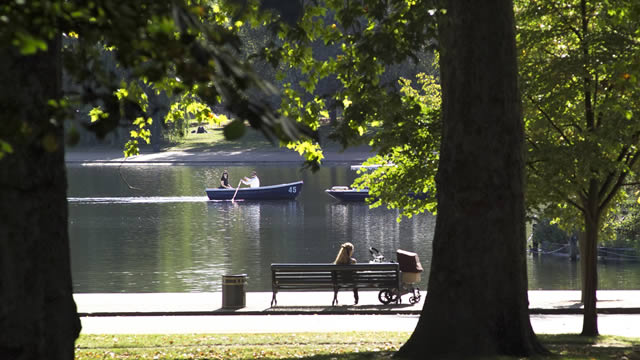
[[222, 274, 247, 309]]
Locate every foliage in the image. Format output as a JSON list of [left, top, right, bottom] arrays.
[[518, 0, 640, 228], [255, 0, 440, 215], [2, 0, 441, 190], [74, 332, 640, 360], [606, 187, 640, 250], [517, 0, 640, 334], [0, 0, 313, 159], [351, 73, 440, 218], [532, 218, 571, 246], [164, 92, 220, 142]]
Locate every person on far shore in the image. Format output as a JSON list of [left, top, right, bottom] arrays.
[[334, 242, 359, 305], [241, 171, 260, 188], [218, 169, 233, 189]]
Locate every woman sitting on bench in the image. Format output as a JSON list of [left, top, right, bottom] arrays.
[[334, 242, 359, 305]]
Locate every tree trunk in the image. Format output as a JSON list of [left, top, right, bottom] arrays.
[[580, 188, 600, 336], [0, 37, 81, 359], [149, 90, 169, 152], [397, 1, 546, 358], [569, 234, 578, 261]]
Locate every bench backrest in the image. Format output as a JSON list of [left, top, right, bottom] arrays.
[[271, 263, 400, 291]]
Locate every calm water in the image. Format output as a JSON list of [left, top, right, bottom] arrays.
[[67, 164, 640, 293]]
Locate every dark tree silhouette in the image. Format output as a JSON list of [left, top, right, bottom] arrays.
[[397, 1, 547, 358]]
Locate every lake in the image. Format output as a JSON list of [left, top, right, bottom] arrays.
[[67, 164, 640, 293]]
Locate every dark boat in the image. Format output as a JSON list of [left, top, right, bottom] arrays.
[[325, 186, 428, 202], [205, 181, 303, 201], [325, 186, 371, 202]]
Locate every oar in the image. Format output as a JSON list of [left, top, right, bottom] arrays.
[[231, 180, 242, 202]]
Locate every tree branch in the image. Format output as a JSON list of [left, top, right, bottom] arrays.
[[598, 145, 631, 200], [526, 162, 585, 213], [550, 2, 583, 42], [525, 135, 539, 150], [599, 150, 640, 213], [566, 195, 585, 213], [526, 94, 573, 145]]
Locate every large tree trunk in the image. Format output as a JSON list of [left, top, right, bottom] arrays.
[[0, 37, 81, 359], [580, 186, 600, 336], [397, 1, 546, 358]]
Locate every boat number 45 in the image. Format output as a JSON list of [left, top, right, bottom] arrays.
[[288, 186, 297, 193]]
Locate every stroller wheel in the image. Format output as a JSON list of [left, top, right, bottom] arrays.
[[409, 287, 421, 304], [378, 289, 397, 305]]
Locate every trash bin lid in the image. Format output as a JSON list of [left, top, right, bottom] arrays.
[[223, 274, 247, 278], [222, 274, 248, 285]]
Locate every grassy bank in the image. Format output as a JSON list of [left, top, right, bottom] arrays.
[[75, 332, 640, 359], [162, 123, 354, 153], [164, 126, 274, 152]]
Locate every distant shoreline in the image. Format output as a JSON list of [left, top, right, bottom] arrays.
[[65, 147, 374, 165]]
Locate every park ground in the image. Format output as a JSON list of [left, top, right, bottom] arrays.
[[76, 332, 640, 359], [73, 291, 640, 359], [65, 124, 374, 165]]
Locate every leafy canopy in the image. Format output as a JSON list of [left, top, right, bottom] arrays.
[[254, 0, 441, 216], [517, 0, 640, 230], [3, 0, 443, 217], [1, 0, 313, 157]]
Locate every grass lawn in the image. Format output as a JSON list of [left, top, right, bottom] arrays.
[[162, 122, 352, 153], [163, 125, 275, 152], [75, 332, 640, 359]]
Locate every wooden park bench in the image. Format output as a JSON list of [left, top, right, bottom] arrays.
[[270, 263, 401, 306]]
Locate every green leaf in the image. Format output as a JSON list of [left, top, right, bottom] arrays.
[[223, 119, 246, 140], [14, 32, 48, 55]]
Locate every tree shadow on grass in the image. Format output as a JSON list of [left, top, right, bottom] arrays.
[[276, 353, 395, 360], [540, 334, 640, 360]]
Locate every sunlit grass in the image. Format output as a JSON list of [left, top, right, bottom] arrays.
[[75, 332, 640, 360], [164, 124, 274, 152], [164, 122, 347, 153], [75, 332, 407, 360]]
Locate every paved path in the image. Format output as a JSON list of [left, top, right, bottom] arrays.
[[76, 290, 640, 336], [79, 314, 640, 336]]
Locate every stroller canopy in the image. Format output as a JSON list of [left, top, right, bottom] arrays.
[[397, 249, 424, 273]]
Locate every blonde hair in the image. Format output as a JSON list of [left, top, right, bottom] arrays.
[[334, 242, 355, 264]]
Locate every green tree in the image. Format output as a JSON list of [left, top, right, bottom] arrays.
[[0, 2, 311, 359], [397, 1, 546, 357], [608, 188, 640, 250], [351, 73, 440, 217], [517, 0, 640, 336], [266, 0, 546, 357]]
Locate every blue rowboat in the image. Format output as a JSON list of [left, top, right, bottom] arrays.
[[205, 181, 303, 201]]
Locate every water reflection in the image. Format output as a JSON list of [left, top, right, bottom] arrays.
[[67, 164, 640, 293], [326, 203, 433, 271], [68, 196, 207, 204]]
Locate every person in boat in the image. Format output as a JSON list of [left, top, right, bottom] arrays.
[[241, 171, 260, 188], [219, 169, 233, 189], [334, 242, 359, 305]]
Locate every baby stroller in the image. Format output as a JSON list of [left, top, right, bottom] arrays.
[[369, 247, 423, 304]]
